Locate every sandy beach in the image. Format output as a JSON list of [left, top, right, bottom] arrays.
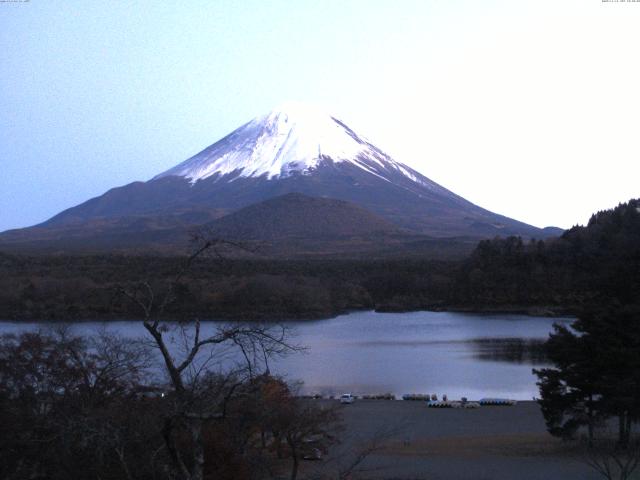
[[305, 400, 600, 480]]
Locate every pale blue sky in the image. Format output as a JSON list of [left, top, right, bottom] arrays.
[[1, 0, 639, 232]]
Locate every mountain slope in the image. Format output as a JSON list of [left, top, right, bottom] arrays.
[[0, 102, 561, 254], [204, 192, 400, 241]]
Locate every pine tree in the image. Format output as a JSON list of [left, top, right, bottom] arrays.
[[535, 303, 640, 447]]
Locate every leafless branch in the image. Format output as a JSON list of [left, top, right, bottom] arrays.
[[582, 439, 640, 480]]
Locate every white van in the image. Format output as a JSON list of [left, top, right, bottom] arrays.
[[340, 393, 355, 404]]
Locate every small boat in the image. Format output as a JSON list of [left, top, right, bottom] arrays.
[[402, 393, 429, 401], [479, 398, 517, 406], [427, 399, 481, 409], [362, 393, 396, 400]]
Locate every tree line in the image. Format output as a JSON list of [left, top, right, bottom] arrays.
[[1, 200, 639, 324]]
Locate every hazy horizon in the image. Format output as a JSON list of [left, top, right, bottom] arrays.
[[2, 0, 639, 232]]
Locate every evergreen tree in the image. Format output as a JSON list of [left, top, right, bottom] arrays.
[[535, 303, 640, 447], [534, 319, 605, 444]]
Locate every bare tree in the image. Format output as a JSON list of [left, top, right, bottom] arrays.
[[306, 421, 407, 480], [117, 237, 300, 480], [278, 399, 340, 480], [336, 423, 406, 480], [582, 439, 640, 480], [0, 329, 161, 480]]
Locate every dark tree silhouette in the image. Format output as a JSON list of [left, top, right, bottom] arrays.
[[535, 303, 640, 447]]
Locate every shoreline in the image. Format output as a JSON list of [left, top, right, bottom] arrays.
[[0, 304, 575, 323]]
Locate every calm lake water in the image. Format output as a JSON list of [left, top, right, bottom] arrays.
[[0, 311, 571, 400]]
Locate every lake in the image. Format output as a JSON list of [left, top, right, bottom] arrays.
[[0, 311, 571, 400]]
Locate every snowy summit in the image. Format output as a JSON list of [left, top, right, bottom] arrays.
[[154, 102, 421, 184]]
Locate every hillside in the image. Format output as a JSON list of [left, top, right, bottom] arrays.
[[204, 193, 399, 240]]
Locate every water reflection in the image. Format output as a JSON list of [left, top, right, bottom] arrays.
[[470, 337, 548, 364], [0, 311, 570, 399], [357, 337, 550, 364]]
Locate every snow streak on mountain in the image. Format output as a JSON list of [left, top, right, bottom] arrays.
[[154, 102, 440, 192]]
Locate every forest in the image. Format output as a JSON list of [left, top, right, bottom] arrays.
[[1, 199, 638, 322]]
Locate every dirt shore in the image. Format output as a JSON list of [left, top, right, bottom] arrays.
[[304, 400, 599, 480]]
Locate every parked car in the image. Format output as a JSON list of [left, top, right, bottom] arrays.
[[302, 448, 323, 461], [340, 393, 355, 404]]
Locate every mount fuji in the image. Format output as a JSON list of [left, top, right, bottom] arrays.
[[0, 102, 561, 255]]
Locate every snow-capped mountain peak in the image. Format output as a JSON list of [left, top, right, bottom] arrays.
[[154, 102, 409, 184], [12, 103, 556, 244]]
